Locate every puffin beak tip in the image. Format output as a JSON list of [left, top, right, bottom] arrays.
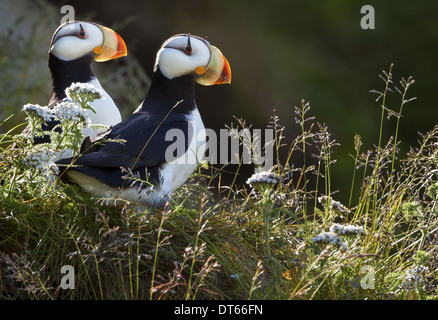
[[196, 45, 232, 86], [94, 25, 127, 62]]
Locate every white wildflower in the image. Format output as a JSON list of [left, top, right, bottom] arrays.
[[246, 171, 281, 187], [65, 82, 104, 102], [329, 223, 364, 236], [311, 231, 347, 250], [23, 146, 59, 175], [52, 100, 89, 123], [22, 104, 53, 122], [318, 195, 350, 213], [401, 265, 429, 290]]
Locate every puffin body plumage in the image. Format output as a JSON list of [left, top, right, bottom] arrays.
[[56, 34, 231, 207]]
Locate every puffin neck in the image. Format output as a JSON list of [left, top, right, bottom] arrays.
[[48, 53, 95, 102], [138, 67, 197, 114]]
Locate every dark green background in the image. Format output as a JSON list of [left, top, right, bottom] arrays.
[[5, 1, 438, 202]]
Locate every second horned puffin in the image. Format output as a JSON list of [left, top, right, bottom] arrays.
[[56, 34, 231, 207], [32, 21, 127, 152]]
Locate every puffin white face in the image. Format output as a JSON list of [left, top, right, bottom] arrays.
[[154, 34, 231, 85], [50, 21, 127, 62]]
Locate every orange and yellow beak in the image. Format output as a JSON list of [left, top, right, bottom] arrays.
[[196, 45, 231, 86], [93, 25, 127, 62]]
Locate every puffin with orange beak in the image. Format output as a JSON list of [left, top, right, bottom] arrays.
[[56, 34, 231, 207], [33, 21, 127, 147]]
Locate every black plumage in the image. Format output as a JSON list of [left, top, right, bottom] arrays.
[[56, 68, 193, 190], [48, 53, 95, 105]]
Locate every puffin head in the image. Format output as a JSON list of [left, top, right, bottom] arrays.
[[154, 34, 231, 85], [49, 21, 127, 62]]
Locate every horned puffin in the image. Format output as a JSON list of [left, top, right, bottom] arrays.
[[32, 21, 127, 148], [56, 34, 231, 207]]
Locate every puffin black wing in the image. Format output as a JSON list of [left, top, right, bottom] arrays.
[[56, 112, 192, 187]]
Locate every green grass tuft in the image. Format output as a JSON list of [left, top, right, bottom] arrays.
[[1, 63, 438, 300]]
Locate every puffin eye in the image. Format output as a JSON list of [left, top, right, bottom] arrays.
[[77, 25, 86, 39], [184, 34, 192, 55]]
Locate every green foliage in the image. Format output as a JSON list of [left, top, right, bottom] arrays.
[[1, 1, 437, 300], [1, 64, 438, 300]]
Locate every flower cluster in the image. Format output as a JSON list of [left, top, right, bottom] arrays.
[[401, 265, 429, 290], [318, 195, 350, 213], [22, 104, 53, 122], [66, 82, 104, 104], [311, 231, 347, 250], [329, 223, 365, 236], [52, 100, 89, 123], [23, 146, 59, 176], [20, 82, 104, 172], [22, 94, 94, 125], [311, 223, 364, 251], [246, 171, 281, 187]]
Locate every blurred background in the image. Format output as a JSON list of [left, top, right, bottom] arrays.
[[1, 0, 438, 202]]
